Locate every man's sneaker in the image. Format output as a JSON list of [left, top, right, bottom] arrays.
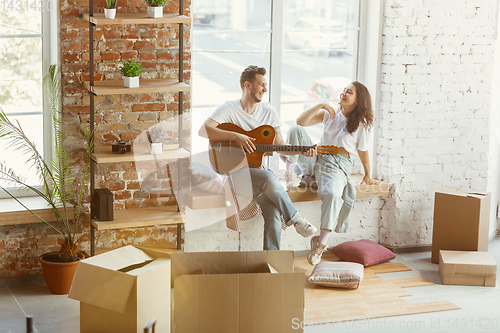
[[293, 217, 317, 237], [307, 236, 327, 266]]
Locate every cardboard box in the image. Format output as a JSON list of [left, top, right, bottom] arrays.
[[439, 250, 497, 287], [171, 251, 304, 333], [431, 187, 491, 263], [68, 246, 171, 333]]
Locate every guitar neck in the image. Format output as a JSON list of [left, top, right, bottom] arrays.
[[256, 144, 313, 152]]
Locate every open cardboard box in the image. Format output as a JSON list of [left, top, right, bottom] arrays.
[[171, 250, 305, 333], [432, 187, 491, 263], [68, 245, 171, 333], [439, 250, 497, 287]]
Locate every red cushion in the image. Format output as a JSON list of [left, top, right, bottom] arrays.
[[329, 239, 396, 267]]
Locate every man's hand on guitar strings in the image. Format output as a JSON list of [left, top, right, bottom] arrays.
[[234, 132, 257, 153]]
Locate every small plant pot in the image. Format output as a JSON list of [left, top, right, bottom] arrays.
[[151, 142, 163, 154], [104, 8, 116, 19], [123, 76, 139, 88], [40, 252, 84, 295], [147, 6, 163, 18]]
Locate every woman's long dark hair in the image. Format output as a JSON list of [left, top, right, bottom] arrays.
[[345, 81, 374, 134]]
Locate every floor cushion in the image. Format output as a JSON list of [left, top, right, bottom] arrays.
[[329, 239, 396, 267], [308, 261, 364, 289]]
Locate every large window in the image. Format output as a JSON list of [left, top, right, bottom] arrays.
[[191, 0, 362, 171], [0, 6, 55, 197]]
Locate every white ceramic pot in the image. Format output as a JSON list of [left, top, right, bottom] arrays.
[[104, 8, 116, 19], [147, 6, 163, 18], [151, 142, 163, 155], [123, 76, 139, 88]]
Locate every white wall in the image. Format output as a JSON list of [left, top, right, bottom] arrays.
[[378, 0, 499, 247]]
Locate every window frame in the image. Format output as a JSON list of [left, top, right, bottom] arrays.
[[0, 5, 59, 199]]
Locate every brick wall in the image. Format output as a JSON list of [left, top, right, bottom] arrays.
[[378, 0, 498, 247], [0, 0, 191, 278]]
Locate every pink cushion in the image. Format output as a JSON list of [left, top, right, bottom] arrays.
[[329, 239, 396, 267]]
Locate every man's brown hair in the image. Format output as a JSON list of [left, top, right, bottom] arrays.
[[240, 65, 266, 90]]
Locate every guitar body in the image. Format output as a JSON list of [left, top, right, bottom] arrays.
[[209, 124, 276, 174]]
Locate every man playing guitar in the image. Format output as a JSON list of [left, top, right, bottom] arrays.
[[198, 65, 318, 250]]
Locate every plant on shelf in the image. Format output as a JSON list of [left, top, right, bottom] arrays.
[[146, 0, 166, 18], [121, 59, 142, 88], [148, 123, 168, 154], [0, 65, 93, 294], [104, 0, 117, 19]]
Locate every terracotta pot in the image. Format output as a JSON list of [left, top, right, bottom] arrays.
[[39, 252, 83, 295]]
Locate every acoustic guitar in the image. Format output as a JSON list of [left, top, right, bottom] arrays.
[[208, 123, 339, 174]]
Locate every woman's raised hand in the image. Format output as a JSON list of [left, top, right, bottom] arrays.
[[321, 103, 336, 119]]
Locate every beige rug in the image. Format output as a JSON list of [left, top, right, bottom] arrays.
[[294, 254, 460, 324]]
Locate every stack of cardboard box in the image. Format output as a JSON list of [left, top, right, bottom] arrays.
[[432, 187, 496, 287]]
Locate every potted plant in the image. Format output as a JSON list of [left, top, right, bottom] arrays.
[[105, 0, 117, 19], [148, 123, 167, 154], [0, 65, 93, 295], [121, 59, 142, 88], [146, 0, 166, 18]]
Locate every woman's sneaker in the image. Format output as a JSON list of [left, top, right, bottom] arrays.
[[293, 217, 317, 237], [307, 236, 327, 265]]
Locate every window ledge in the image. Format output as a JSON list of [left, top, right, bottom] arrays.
[[185, 174, 390, 210], [0, 197, 74, 226]]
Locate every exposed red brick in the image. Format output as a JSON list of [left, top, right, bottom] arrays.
[[157, 52, 174, 61], [122, 50, 139, 60], [139, 52, 155, 60], [64, 106, 91, 115], [60, 20, 89, 31], [61, 52, 80, 63], [104, 30, 122, 39], [132, 103, 165, 112], [102, 51, 121, 61], [127, 181, 141, 190], [134, 40, 156, 50], [108, 181, 126, 191], [122, 29, 139, 39], [61, 31, 79, 39], [81, 73, 104, 82], [61, 8, 80, 18], [120, 132, 138, 141], [108, 40, 134, 50]]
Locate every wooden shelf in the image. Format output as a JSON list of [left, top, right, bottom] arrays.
[[91, 206, 187, 230], [92, 145, 190, 164], [83, 78, 190, 95], [83, 12, 191, 25], [0, 197, 74, 226], [184, 174, 390, 210]]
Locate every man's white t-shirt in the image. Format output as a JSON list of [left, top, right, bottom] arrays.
[[320, 107, 370, 155], [209, 100, 281, 132]]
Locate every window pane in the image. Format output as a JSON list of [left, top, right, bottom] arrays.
[[0, 37, 43, 113], [0, 5, 42, 35], [280, 0, 359, 141], [192, 0, 272, 109], [0, 114, 44, 188]]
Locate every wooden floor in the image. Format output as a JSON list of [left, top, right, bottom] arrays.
[[294, 254, 460, 324]]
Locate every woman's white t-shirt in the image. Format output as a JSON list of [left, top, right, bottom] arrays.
[[320, 107, 370, 155], [209, 100, 281, 132]]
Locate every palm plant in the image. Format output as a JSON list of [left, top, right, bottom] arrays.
[[0, 64, 93, 262]]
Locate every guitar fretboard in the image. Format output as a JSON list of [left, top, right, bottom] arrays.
[[256, 145, 313, 152]]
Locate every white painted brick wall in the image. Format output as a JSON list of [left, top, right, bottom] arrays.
[[378, 0, 498, 247]]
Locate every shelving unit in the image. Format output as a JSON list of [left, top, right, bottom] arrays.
[[86, 0, 190, 256]]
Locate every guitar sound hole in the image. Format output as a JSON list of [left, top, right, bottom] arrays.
[[263, 130, 270, 137]]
